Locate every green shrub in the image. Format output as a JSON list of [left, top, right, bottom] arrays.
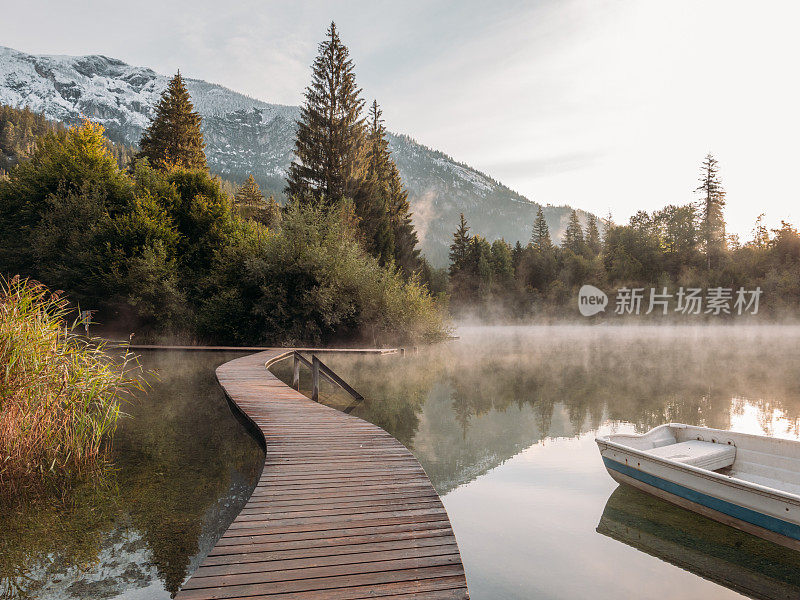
[[198, 201, 449, 346]]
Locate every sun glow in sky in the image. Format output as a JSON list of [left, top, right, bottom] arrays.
[[3, 0, 799, 237]]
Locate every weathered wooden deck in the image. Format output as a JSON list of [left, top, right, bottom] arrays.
[[175, 349, 469, 600]]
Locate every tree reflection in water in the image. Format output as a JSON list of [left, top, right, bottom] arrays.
[[0, 351, 264, 600], [281, 326, 800, 493]]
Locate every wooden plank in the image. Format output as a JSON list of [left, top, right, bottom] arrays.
[[177, 564, 466, 598], [174, 350, 469, 599], [180, 574, 467, 600], [202, 536, 459, 566], [209, 522, 455, 551], [189, 544, 462, 579]]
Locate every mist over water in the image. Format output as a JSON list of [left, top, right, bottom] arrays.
[[4, 327, 799, 599], [278, 324, 800, 599]]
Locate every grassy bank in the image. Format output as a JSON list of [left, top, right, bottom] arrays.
[[0, 277, 140, 494]]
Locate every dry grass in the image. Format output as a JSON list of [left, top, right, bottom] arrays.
[[0, 276, 141, 494]]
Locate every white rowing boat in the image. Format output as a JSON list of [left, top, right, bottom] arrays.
[[596, 423, 800, 550]]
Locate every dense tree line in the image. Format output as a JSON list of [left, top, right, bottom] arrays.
[[0, 105, 135, 175], [447, 156, 800, 318], [0, 106, 58, 174], [0, 53, 445, 344]]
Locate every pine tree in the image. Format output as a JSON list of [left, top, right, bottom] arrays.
[[585, 214, 601, 256], [449, 213, 471, 275], [369, 101, 419, 274], [352, 100, 421, 272], [530, 207, 552, 250], [603, 210, 614, 243], [695, 153, 726, 269], [512, 240, 524, 272], [286, 22, 365, 205], [563, 209, 585, 254], [355, 101, 394, 264], [234, 174, 281, 228], [139, 72, 207, 171], [235, 174, 263, 208], [387, 161, 421, 274]]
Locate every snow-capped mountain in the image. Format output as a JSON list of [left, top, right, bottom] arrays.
[[0, 46, 590, 264]]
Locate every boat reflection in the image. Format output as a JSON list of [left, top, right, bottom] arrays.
[[597, 485, 800, 600]]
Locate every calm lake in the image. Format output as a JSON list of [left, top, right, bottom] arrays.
[[4, 326, 800, 599], [0, 351, 263, 600]]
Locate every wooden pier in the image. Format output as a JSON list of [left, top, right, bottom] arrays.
[[175, 349, 469, 600]]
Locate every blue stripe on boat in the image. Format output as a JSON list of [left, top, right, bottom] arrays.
[[603, 457, 800, 541]]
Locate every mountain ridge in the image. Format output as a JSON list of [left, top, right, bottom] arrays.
[[0, 45, 593, 265]]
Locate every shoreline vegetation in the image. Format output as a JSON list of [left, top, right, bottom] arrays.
[[0, 23, 449, 350], [3, 22, 798, 335], [0, 23, 448, 491], [0, 277, 141, 495]]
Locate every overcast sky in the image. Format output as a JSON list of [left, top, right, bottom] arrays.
[[2, 0, 798, 238]]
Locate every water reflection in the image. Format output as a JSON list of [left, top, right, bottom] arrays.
[[598, 485, 800, 600], [0, 351, 264, 600], [275, 326, 800, 493], [272, 325, 800, 599]]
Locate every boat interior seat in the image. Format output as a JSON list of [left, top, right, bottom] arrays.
[[648, 429, 677, 449], [643, 440, 736, 471]]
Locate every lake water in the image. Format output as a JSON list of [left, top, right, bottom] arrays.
[[4, 327, 800, 599], [0, 351, 263, 600], [273, 325, 800, 600]]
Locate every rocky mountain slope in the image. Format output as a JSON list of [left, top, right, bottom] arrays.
[[0, 46, 591, 265]]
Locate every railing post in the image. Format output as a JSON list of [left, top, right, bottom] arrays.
[[311, 355, 320, 402], [293, 352, 300, 390]]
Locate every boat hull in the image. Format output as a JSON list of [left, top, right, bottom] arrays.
[[603, 456, 800, 552]]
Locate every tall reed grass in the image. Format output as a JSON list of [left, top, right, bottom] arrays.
[[0, 276, 140, 493]]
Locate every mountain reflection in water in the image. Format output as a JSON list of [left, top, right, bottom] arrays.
[[0, 351, 264, 600], [5, 326, 800, 600]]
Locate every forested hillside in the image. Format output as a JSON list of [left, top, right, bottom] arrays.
[[0, 45, 595, 264], [0, 49, 446, 344]]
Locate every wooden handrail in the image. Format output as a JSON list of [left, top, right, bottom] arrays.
[[291, 350, 365, 405]]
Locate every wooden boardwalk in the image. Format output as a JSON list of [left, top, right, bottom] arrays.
[[175, 349, 469, 600]]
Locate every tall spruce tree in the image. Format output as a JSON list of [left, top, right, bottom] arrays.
[[585, 214, 601, 256], [449, 213, 471, 275], [139, 72, 207, 171], [286, 22, 365, 205], [355, 101, 394, 264], [563, 209, 585, 254], [695, 153, 726, 269], [530, 207, 552, 250], [387, 162, 421, 275], [360, 100, 420, 273]]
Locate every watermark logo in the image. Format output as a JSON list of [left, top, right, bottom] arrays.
[[577, 286, 762, 317], [578, 285, 608, 316]]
